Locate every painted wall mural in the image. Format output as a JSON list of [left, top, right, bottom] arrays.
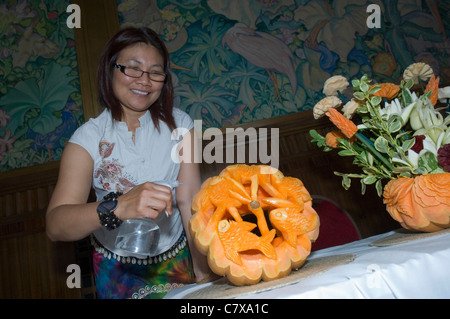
[[0, 0, 449, 172], [118, 0, 450, 130], [0, 0, 83, 172]]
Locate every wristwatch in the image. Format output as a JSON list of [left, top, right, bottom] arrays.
[[97, 192, 123, 230]]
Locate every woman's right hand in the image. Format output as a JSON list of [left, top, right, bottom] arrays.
[[114, 182, 173, 221]]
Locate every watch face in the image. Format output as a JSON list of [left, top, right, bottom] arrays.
[[98, 200, 117, 213]]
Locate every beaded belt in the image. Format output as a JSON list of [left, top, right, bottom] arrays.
[[90, 233, 188, 265]]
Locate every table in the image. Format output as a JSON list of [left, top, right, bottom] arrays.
[[165, 229, 450, 299]]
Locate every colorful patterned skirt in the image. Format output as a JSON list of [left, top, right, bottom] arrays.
[[91, 232, 195, 299]]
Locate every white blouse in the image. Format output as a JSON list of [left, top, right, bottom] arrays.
[[69, 107, 194, 257]]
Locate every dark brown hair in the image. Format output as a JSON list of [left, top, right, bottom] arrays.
[[97, 27, 176, 131]]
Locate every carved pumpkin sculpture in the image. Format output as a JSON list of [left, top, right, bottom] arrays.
[[383, 173, 450, 232], [190, 164, 320, 286]]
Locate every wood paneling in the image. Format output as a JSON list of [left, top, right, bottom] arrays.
[[0, 162, 81, 298], [72, 0, 120, 121]]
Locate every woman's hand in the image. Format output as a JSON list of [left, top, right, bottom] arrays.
[[114, 182, 173, 221]]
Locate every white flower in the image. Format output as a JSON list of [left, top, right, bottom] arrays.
[[422, 135, 440, 155], [380, 90, 417, 127], [403, 62, 433, 84], [409, 95, 444, 131], [438, 86, 450, 103], [313, 96, 342, 119], [342, 98, 360, 119], [442, 127, 450, 145], [323, 75, 349, 97], [406, 149, 419, 168], [415, 126, 444, 145]]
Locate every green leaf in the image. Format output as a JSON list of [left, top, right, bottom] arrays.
[[342, 175, 351, 190], [401, 87, 413, 105], [387, 115, 402, 132], [423, 90, 432, 99], [418, 151, 439, 172], [399, 172, 412, 177], [392, 166, 413, 173], [309, 129, 322, 139], [354, 91, 365, 101], [367, 152, 374, 166], [374, 136, 389, 153], [357, 106, 369, 113], [375, 180, 383, 197], [371, 96, 382, 106], [404, 79, 414, 89], [360, 82, 369, 93], [338, 138, 352, 149], [368, 85, 381, 95], [334, 172, 365, 178], [363, 175, 377, 184], [401, 138, 415, 152], [360, 179, 367, 195], [310, 129, 333, 151], [352, 79, 360, 87], [412, 167, 427, 175], [338, 149, 355, 156], [396, 131, 411, 141]]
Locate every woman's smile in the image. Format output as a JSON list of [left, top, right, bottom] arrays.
[[131, 89, 150, 96]]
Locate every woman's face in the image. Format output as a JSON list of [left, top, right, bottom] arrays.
[[112, 42, 165, 119]]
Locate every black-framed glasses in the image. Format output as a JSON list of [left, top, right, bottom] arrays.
[[113, 63, 166, 82]]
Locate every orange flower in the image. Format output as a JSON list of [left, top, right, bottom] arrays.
[[425, 73, 439, 105], [383, 173, 450, 232], [325, 130, 355, 148], [325, 107, 358, 138], [370, 83, 400, 100]]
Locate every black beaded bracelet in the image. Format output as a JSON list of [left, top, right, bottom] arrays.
[[103, 191, 123, 201], [97, 191, 124, 230], [99, 212, 123, 230]]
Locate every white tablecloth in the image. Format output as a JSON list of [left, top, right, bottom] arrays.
[[165, 229, 450, 299]]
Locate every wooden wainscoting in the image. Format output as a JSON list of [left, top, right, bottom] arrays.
[[0, 110, 398, 298], [0, 161, 86, 298]]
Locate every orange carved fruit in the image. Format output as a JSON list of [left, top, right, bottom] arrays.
[[190, 164, 320, 286], [424, 73, 440, 105], [383, 173, 450, 232], [370, 83, 400, 100]]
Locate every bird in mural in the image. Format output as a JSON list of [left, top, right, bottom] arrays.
[[222, 23, 297, 100], [27, 99, 79, 160]]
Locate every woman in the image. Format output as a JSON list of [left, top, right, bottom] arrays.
[[46, 27, 210, 299]]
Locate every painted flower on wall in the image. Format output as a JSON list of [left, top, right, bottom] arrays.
[[373, 52, 396, 76]]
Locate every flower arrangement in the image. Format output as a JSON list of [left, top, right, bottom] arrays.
[[310, 62, 450, 197]]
